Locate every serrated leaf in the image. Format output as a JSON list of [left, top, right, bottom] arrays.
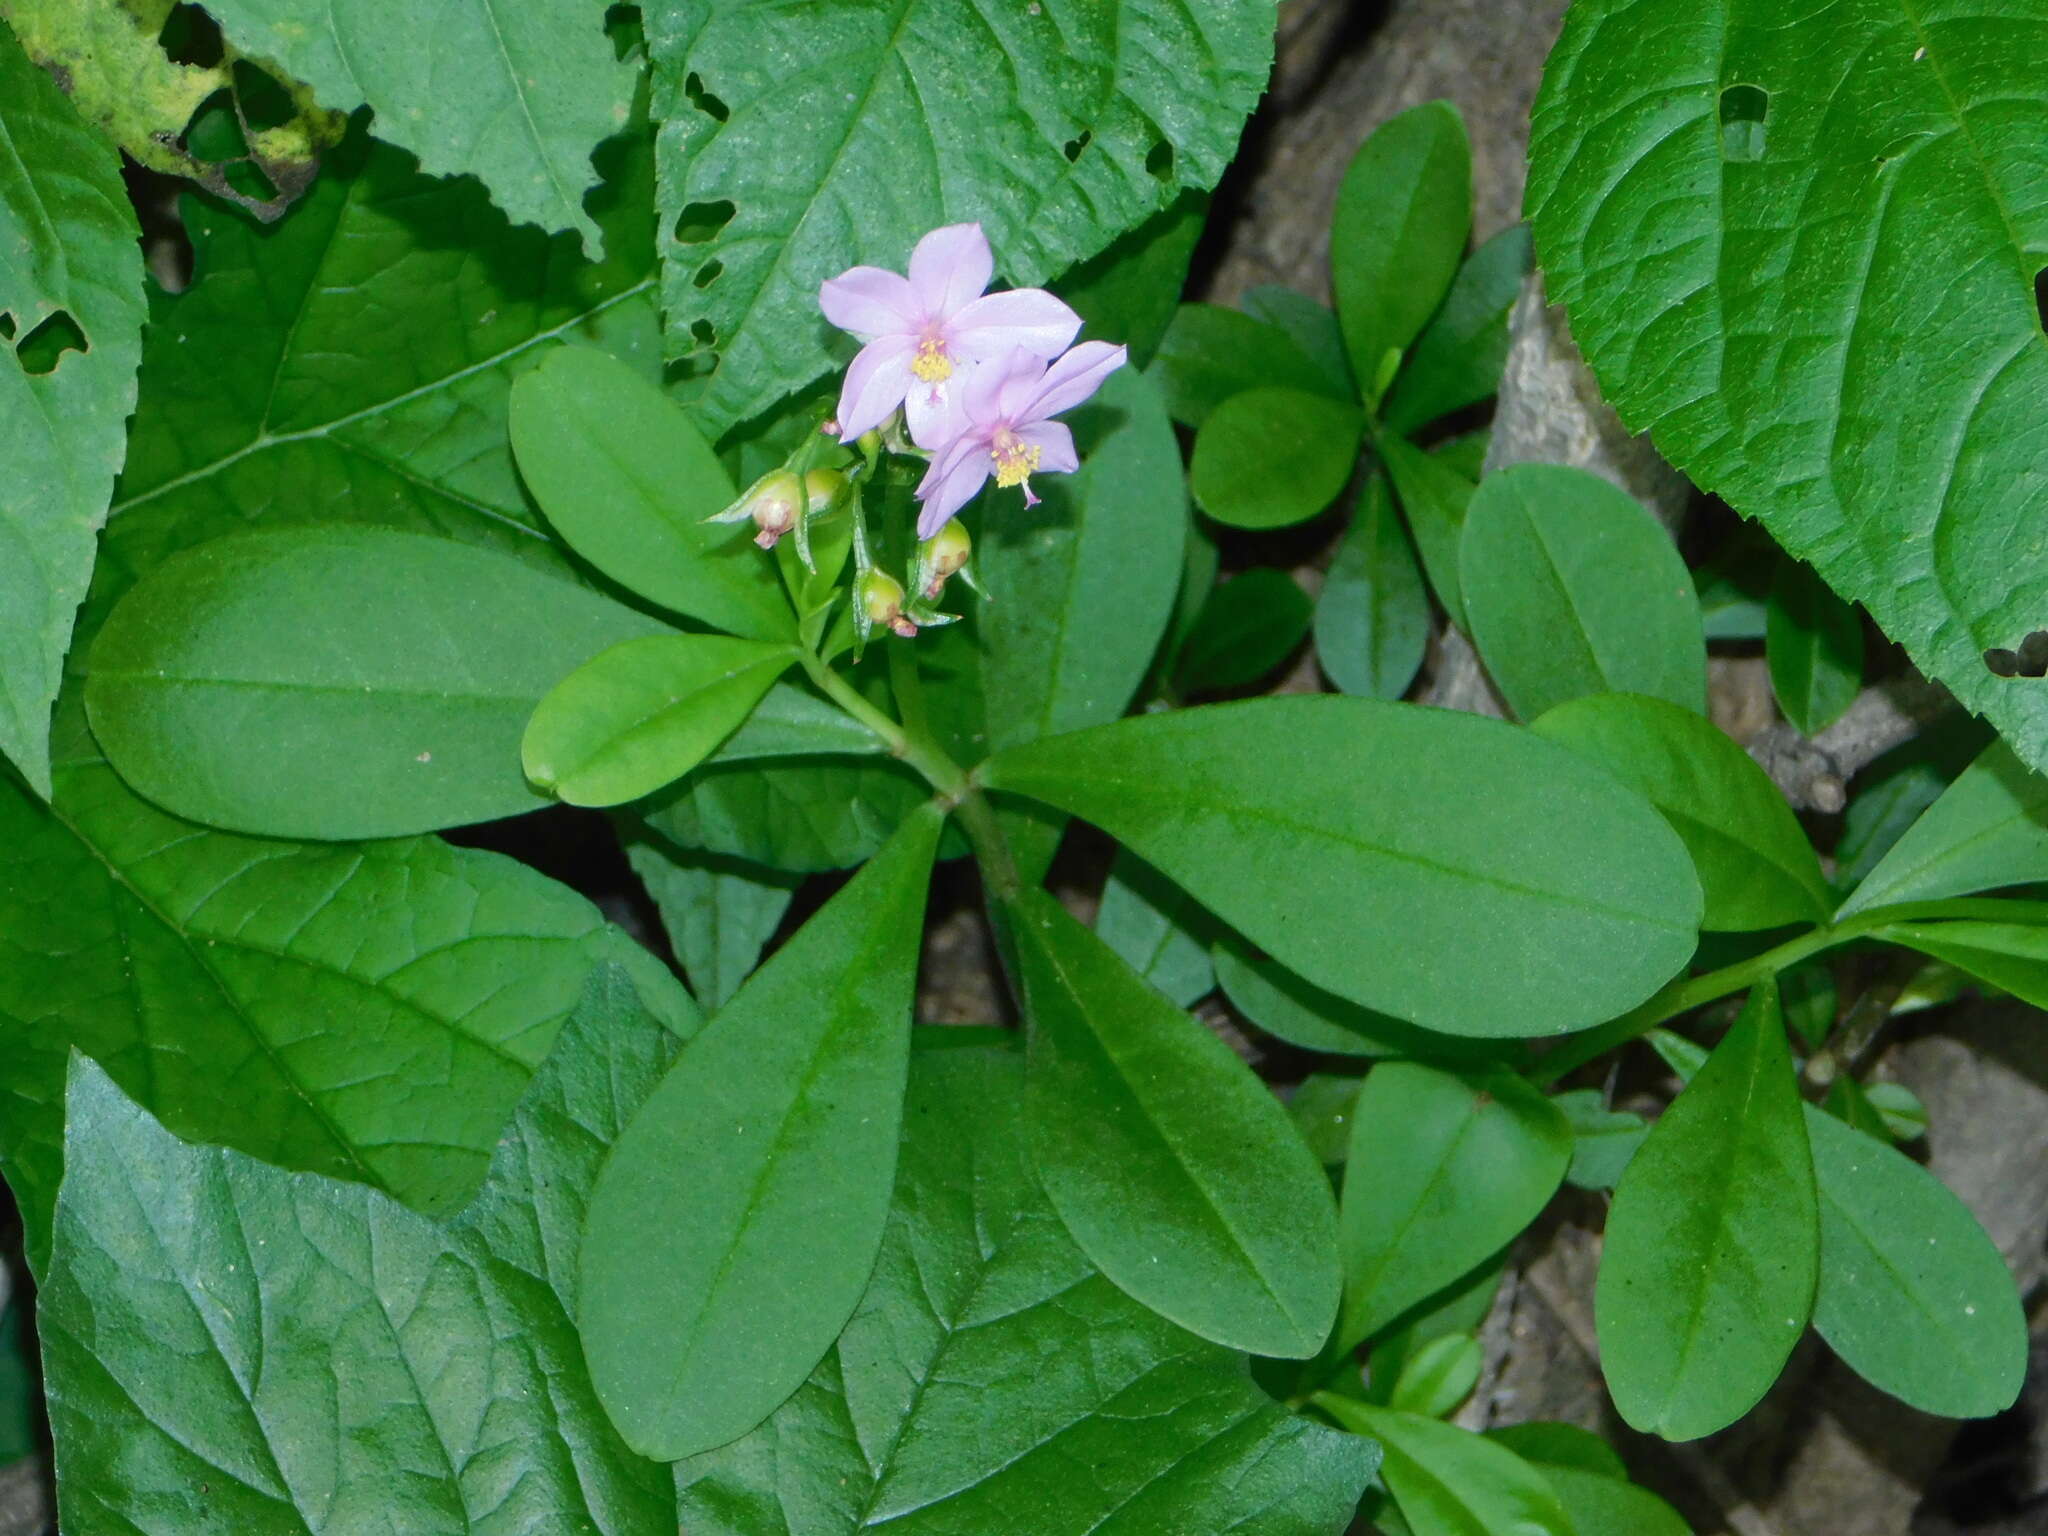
[[0, 701, 690, 1277], [87, 527, 669, 839], [981, 697, 1701, 1036], [1315, 468, 1430, 701], [1461, 465, 1706, 721], [1526, 0, 2048, 766], [199, 0, 635, 254], [1011, 889, 1341, 1358], [1532, 692, 1829, 930], [645, 0, 1275, 433], [581, 808, 941, 1460], [625, 831, 799, 1010], [0, 20, 145, 795], [1839, 741, 2048, 916], [677, 1037, 1380, 1536], [523, 634, 797, 806], [1316, 1401, 1574, 1536], [1336, 1062, 1570, 1352], [1597, 982, 1818, 1440], [37, 969, 681, 1533]]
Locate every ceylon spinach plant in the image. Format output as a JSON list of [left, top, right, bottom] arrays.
[[2, 0, 2045, 1530]]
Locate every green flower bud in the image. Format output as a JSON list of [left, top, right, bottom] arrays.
[[916, 520, 972, 598], [803, 467, 848, 517], [858, 569, 918, 638], [743, 470, 803, 549]]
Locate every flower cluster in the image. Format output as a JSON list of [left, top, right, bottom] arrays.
[[820, 223, 1127, 537]]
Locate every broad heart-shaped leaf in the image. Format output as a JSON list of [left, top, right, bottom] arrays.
[[624, 830, 800, 1010], [1315, 468, 1430, 701], [523, 634, 798, 807], [1597, 983, 1818, 1440], [1461, 465, 1706, 721], [1331, 100, 1471, 406], [86, 527, 669, 839], [1766, 558, 1863, 737], [1838, 741, 2048, 917], [198, 0, 633, 255], [102, 129, 660, 607], [1095, 848, 1218, 1009], [1380, 224, 1534, 437], [1804, 1104, 2025, 1419], [0, 700, 692, 1278], [1191, 387, 1366, 530], [581, 807, 942, 1461], [1532, 692, 1830, 930], [1148, 302, 1353, 428], [1336, 1063, 1570, 1352], [677, 1037, 1381, 1536], [0, 21, 144, 797], [1526, 0, 2048, 773], [982, 696, 1702, 1036], [642, 754, 929, 872], [38, 969, 683, 1534], [1009, 889, 1342, 1358], [1314, 1401, 1574, 1536], [644, 0, 1275, 434], [508, 345, 794, 641]]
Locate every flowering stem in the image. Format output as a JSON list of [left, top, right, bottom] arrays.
[[1525, 896, 2014, 1087]]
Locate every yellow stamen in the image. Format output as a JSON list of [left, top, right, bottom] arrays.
[[990, 429, 1041, 490], [911, 335, 952, 383]]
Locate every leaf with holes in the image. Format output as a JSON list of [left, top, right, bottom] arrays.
[[196, 0, 634, 253], [644, 0, 1276, 433], [0, 700, 692, 1277], [0, 21, 144, 797], [37, 969, 683, 1533], [677, 1036, 1380, 1535], [1527, 0, 2048, 770]]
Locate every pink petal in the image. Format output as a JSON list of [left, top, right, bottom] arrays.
[[916, 436, 994, 537], [904, 376, 961, 451], [948, 288, 1082, 363], [1017, 420, 1078, 475], [820, 267, 919, 338], [835, 336, 916, 441], [962, 348, 1028, 424], [907, 223, 993, 321], [1022, 341, 1128, 422]]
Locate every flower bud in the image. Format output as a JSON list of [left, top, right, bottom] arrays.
[[858, 569, 918, 638], [743, 470, 802, 549], [803, 468, 847, 517], [916, 520, 972, 598]]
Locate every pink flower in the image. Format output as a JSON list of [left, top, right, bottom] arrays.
[[912, 342, 1127, 538], [819, 223, 1081, 446]]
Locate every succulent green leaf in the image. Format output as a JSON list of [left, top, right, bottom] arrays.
[[1597, 982, 1818, 1440], [1212, 940, 1496, 1063], [580, 808, 941, 1460], [523, 634, 797, 807], [37, 970, 682, 1533], [1532, 692, 1829, 930], [87, 527, 669, 839], [1011, 888, 1342, 1358], [1553, 1089, 1649, 1193], [982, 697, 1702, 1036], [508, 345, 795, 641], [1806, 1102, 2025, 1417], [677, 1038, 1380, 1536], [1461, 465, 1706, 721], [197, 0, 635, 253], [646, 0, 1276, 433], [1527, 0, 2048, 765], [0, 20, 145, 796]]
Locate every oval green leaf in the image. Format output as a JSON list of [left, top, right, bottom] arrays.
[[1596, 982, 1818, 1440], [579, 807, 941, 1460], [1337, 1062, 1571, 1351], [1380, 434, 1477, 629], [1213, 939, 1496, 1062], [1012, 888, 1342, 1358], [1174, 567, 1314, 695], [523, 634, 796, 806], [1461, 464, 1706, 721], [1148, 302, 1352, 428], [508, 346, 793, 641], [1314, 468, 1430, 701], [1191, 387, 1365, 530], [86, 527, 668, 839], [1380, 223, 1533, 436], [1532, 692, 1829, 930], [1880, 920, 2048, 1009], [1766, 559, 1863, 737], [1094, 849, 1218, 1010], [1839, 741, 2048, 917], [1315, 1400, 1575, 1536], [1804, 1104, 2025, 1418], [982, 696, 1702, 1036]]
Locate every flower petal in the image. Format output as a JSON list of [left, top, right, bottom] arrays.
[[820, 267, 919, 337], [908, 223, 994, 321], [836, 336, 917, 441], [1017, 419, 1078, 475], [949, 288, 1083, 362], [904, 376, 962, 451], [1022, 340, 1128, 422], [963, 348, 1029, 424], [916, 436, 994, 537]]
